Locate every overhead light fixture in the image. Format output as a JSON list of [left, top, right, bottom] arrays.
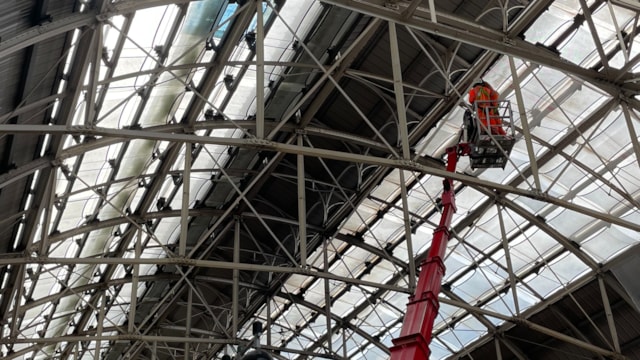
[[245, 31, 256, 52], [224, 74, 234, 90], [204, 108, 215, 120], [156, 197, 167, 211]]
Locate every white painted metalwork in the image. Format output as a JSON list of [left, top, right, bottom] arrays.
[[0, 1, 639, 360]]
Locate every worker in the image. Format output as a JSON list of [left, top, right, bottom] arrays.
[[468, 80, 506, 135]]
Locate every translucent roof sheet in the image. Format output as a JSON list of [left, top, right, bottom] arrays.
[[2, 0, 640, 359]]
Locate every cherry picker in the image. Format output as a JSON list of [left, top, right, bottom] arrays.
[[390, 100, 515, 359], [230, 101, 515, 360]]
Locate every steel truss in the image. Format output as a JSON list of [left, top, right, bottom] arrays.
[[0, 0, 638, 359]]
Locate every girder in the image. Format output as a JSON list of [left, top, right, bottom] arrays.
[[3, 124, 638, 232], [0, 0, 639, 359], [321, 0, 640, 96]]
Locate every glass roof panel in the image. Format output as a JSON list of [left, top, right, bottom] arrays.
[[582, 224, 638, 262], [365, 215, 404, 247], [450, 267, 501, 304], [5, 1, 640, 359], [509, 228, 561, 273], [341, 198, 380, 234], [430, 338, 453, 360], [524, 8, 574, 45]]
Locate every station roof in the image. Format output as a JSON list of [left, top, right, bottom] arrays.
[[0, 0, 639, 359]]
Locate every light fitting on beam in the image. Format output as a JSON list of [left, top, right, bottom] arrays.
[[245, 31, 256, 52], [224, 74, 234, 90]]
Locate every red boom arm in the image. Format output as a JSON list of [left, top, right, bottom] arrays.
[[390, 144, 470, 360]]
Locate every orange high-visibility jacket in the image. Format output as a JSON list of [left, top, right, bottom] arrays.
[[468, 83, 504, 135]]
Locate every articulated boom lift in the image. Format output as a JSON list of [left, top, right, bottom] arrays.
[[227, 103, 514, 360], [390, 103, 514, 359]]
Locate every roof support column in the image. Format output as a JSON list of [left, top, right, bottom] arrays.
[[153, 333, 158, 360], [389, 20, 417, 290], [399, 170, 417, 291], [620, 101, 640, 168], [342, 327, 348, 358], [494, 337, 503, 360], [233, 217, 240, 339], [255, 0, 265, 139], [266, 298, 272, 348], [389, 21, 410, 159], [38, 167, 57, 255], [179, 142, 191, 256], [579, 0, 611, 72], [128, 226, 142, 334], [322, 237, 333, 354], [607, 1, 631, 63], [297, 134, 308, 267], [185, 287, 193, 360], [598, 276, 622, 353], [508, 56, 541, 191], [86, 19, 103, 125], [94, 291, 106, 359], [497, 205, 520, 315], [9, 266, 26, 339]]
